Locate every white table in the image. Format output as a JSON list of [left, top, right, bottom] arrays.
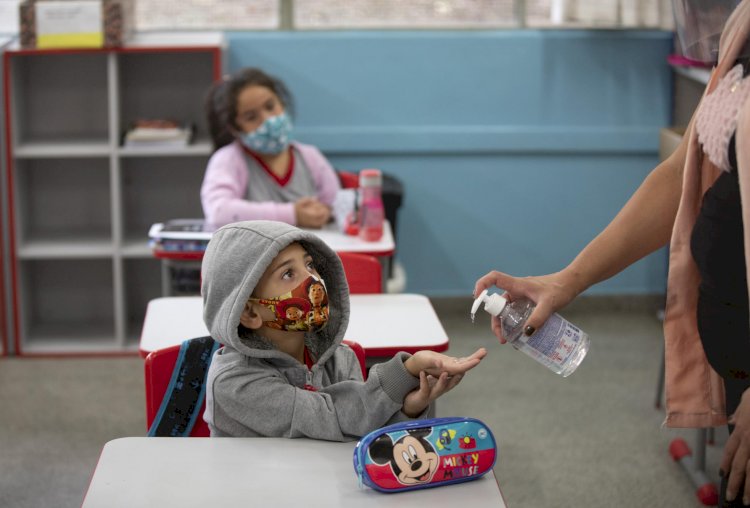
[[139, 294, 449, 358], [304, 220, 395, 256], [82, 437, 507, 508]]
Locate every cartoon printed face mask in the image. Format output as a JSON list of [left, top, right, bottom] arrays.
[[249, 275, 329, 332], [238, 112, 293, 155]]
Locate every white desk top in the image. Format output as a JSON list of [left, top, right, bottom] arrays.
[[82, 437, 507, 508], [139, 294, 450, 357], [305, 220, 395, 255]]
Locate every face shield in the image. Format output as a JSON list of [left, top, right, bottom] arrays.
[[672, 0, 742, 64]]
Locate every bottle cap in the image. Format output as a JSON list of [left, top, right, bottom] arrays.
[[471, 289, 508, 318], [359, 169, 382, 188]]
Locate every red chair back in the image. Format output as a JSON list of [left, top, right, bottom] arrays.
[[338, 252, 382, 294], [338, 170, 360, 189], [144, 344, 211, 437]]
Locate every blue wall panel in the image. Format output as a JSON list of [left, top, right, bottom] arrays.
[[226, 30, 673, 296]]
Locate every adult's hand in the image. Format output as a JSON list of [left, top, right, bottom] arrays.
[[473, 270, 581, 343], [402, 372, 464, 418], [721, 389, 750, 504]]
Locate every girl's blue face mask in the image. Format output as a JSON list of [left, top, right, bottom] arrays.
[[238, 112, 293, 155]]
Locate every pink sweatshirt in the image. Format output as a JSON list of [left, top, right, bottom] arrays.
[[664, 0, 750, 428], [200, 141, 341, 227]]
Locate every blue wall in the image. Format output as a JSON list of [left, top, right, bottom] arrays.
[[227, 30, 673, 297]]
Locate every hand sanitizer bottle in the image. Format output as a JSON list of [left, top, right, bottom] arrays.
[[471, 289, 590, 377]]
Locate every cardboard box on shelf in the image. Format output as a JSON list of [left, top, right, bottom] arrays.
[[19, 0, 133, 49]]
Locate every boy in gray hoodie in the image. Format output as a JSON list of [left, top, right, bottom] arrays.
[[201, 220, 486, 439]]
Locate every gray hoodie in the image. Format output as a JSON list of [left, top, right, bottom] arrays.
[[201, 220, 427, 440]]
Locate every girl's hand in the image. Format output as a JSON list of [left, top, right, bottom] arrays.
[[295, 197, 332, 228], [404, 348, 486, 378], [473, 270, 580, 343], [402, 371, 463, 418], [721, 389, 750, 504]]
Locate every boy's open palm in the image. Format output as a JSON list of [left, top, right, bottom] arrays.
[[402, 371, 463, 418], [405, 348, 486, 378]]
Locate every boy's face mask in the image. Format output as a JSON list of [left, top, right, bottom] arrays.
[[249, 275, 329, 332], [238, 112, 293, 155]]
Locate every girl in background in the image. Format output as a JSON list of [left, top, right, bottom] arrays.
[[201, 67, 340, 228]]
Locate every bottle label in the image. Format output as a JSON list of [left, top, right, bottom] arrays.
[[518, 314, 582, 367], [358, 199, 384, 242]]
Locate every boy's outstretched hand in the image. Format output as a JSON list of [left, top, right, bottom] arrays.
[[404, 348, 487, 378], [402, 371, 463, 418]]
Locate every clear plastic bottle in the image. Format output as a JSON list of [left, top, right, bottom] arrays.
[[358, 169, 385, 242], [471, 289, 590, 377]]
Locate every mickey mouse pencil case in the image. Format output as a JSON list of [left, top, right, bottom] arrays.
[[353, 416, 497, 493]]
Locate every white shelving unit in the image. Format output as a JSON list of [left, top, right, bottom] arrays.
[[3, 33, 225, 354]]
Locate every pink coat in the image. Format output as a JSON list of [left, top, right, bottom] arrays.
[[664, 0, 750, 428], [200, 141, 341, 227]]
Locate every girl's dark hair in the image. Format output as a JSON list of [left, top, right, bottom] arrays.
[[205, 67, 294, 151]]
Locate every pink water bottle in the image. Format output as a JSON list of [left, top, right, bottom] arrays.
[[358, 169, 384, 242]]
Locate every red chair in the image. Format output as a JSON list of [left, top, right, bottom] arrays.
[[144, 340, 213, 437], [144, 339, 367, 437], [337, 170, 360, 189], [338, 252, 382, 294]]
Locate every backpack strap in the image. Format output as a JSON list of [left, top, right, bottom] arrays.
[[148, 336, 219, 437]]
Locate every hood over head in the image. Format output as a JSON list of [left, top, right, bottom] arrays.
[[201, 220, 350, 363]]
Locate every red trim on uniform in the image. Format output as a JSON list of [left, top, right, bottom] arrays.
[[302, 346, 317, 391], [241, 145, 295, 187], [303, 346, 316, 369]]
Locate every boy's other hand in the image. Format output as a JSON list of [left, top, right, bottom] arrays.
[[404, 348, 487, 378], [473, 270, 580, 343], [402, 371, 463, 418]]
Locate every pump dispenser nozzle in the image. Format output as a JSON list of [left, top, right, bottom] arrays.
[[471, 289, 508, 322]]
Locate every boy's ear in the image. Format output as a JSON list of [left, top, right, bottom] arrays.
[[239, 302, 264, 330]]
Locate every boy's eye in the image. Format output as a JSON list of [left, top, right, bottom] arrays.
[[281, 269, 293, 280], [306, 260, 316, 271]]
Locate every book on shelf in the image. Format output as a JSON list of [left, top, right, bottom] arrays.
[[124, 119, 194, 148]]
